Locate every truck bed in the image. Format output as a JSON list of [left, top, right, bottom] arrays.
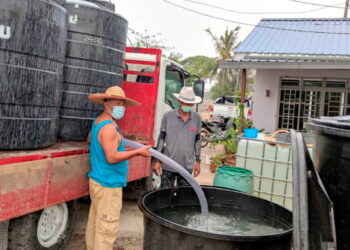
[[0, 140, 150, 222], [0, 141, 90, 222], [0, 141, 89, 161]]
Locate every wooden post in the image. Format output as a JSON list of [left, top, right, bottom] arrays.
[[344, 0, 349, 18], [240, 69, 247, 133]]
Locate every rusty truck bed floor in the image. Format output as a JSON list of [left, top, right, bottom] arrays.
[[0, 141, 89, 159]]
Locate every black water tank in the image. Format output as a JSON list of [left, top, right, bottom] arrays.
[[306, 116, 350, 250], [0, 0, 68, 149], [59, 0, 127, 141], [85, 0, 115, 11], [139, 186, 293, 250]]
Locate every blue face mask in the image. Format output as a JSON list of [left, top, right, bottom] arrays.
[[111, 106, 125, 120], [181, 105, 192, 113]]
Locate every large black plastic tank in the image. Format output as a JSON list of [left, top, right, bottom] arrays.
[[291, 130, 337, 250], [0, 0, 68, 149], [306, 116, 350, 250], [139, 186, 293, 250], [59, 0, 127, 141]]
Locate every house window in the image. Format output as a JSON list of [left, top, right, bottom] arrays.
[[278, 78, 350, 131]]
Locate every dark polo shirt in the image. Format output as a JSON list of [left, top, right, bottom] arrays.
[[157, 109, 202, 172]]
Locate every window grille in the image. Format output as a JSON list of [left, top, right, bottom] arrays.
[[278, 78, 349, 130]]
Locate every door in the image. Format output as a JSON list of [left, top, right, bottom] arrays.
[[119, 47, 162, 145]]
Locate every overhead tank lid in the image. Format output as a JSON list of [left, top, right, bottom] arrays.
[[66, 0, 100, 8], [305, 116, 350, 138], [65, 0, 127, 23]]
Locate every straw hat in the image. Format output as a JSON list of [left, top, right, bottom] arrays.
[[173, 87, 202, 104], [88, 86, 140, 106]]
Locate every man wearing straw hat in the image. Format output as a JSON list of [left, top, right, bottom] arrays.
[[86, 86, 151, 250], [153, 87, 202, 187]]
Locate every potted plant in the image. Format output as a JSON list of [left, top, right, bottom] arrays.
[[212, 127, 237, 165], [210, 153, 226, 173]]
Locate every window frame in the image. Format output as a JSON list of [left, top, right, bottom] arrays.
[[164, 66, 185, 109], [277, 77, 350, 131]]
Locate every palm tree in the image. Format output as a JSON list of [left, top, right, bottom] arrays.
[[205, 26, 241, 97], [205, 26, 240, 61]]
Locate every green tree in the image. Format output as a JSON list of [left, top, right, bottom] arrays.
[[181, 56, 217, 81], [168, 51, 183, 64], [128, 28, 173, 51], [205, 26, 241, 99], [180, 56, 217, 86]]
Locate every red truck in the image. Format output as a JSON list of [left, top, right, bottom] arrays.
[[0, 47, 204, 249]]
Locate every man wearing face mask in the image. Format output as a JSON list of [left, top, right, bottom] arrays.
[[153, 87, 202, 187], [85, 86, 151, 250]]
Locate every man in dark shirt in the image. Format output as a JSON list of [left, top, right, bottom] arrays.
[[153, 87, 202, 187]]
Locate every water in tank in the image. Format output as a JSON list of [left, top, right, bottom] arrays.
[[59, 0, 127, 141], [0, 0, 68, 149]]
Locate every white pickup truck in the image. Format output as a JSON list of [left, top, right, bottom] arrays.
[[210, 96, 252, 119]]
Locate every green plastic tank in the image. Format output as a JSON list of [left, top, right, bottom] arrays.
[[213, 166, 254, 194]]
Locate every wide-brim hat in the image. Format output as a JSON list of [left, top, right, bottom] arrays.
[[88, 86, 140, 106], [173, 87, 202, 104]]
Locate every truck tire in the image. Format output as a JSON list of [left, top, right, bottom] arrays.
[[8, 201, 78, 250]]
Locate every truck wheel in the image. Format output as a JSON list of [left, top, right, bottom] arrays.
[[200, 129, 210, 148], [8, 201, 78, 250]]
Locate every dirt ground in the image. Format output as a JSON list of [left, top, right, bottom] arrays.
[[66, 145, 220, 250], [66, 201, 144, 250], [66, 108, 222, 250]]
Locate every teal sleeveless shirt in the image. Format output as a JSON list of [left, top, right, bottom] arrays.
[[88, 120, 128, 188]]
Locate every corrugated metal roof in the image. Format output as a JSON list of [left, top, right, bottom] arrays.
[[235, 18, 350, 56]]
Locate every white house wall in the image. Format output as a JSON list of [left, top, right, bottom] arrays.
[[253, 69, 350, 133]]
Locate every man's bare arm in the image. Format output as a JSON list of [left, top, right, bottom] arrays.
[[99, 124, 151, 164], [87, 132, 91, 144]]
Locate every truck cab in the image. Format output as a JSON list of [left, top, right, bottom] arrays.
[[121, 47, 204, 145], [120, 47, 204, 183]]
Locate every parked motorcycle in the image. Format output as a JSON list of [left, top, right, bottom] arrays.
[[200, 116, 236, 147]]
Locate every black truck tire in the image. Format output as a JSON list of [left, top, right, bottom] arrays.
[[8, 201, 78, 250]]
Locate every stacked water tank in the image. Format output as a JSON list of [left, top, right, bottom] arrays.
[[85, 0, 115, 11], [59, 0, 128, 141], [0, 0, 68, 149]]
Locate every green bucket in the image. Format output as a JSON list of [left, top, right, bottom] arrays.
[[213, 166, 254, 194]]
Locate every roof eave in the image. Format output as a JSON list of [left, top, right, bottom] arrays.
[[220, 60, 350, 70], [234, 52, 350, 61]]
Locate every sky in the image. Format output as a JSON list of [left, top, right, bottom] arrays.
[[113, 0, 346, 58]]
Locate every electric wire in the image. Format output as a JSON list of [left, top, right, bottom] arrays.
[[290, 0, 345, 9], [184, 0, 339, 14], [163, 0, 350, 35]]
